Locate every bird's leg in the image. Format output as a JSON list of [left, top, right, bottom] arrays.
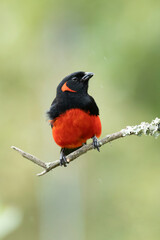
[[60, 148, 68, 167], [92, 136, 100, 152]]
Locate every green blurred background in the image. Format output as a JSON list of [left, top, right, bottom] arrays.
[[1, 0, 160, 239]]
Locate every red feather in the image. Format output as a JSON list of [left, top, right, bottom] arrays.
[[52, 109, 101, 148]]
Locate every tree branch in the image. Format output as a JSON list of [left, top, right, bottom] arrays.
[[11, 118, 160, 176]]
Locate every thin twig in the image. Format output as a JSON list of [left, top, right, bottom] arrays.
[[11, 118, 160, 176]]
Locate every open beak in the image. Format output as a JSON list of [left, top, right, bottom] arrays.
[[82, 72, 94, 81]]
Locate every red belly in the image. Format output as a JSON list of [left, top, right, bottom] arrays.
[[52, 109, 102, 148]]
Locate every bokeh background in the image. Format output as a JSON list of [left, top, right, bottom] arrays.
[[1, 0, 160, 239]]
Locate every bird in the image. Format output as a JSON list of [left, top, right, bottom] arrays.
[[47, 71, 102, 167]]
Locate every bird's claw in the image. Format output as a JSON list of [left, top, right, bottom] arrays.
[[60, 156, 68, 167], [60, 149, 69, 167], [92, 136, 100, 152]]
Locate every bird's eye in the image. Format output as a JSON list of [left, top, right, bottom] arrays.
[[72, 77, 77, 81]]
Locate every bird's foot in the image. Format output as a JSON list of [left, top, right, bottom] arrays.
[[60, 149, 68, 167], [92, 136, 100, 152]]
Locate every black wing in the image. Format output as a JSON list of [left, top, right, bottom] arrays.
[[47, 98, 59, 120]]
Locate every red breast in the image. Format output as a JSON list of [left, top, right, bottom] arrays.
[[51, 108, 101, 149]]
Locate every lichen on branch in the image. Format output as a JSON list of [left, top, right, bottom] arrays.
[[121, 118, 160, 137]]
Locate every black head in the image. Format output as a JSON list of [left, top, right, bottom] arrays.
[[48, 71, 99, 119], [56, 71, 94, 96]]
